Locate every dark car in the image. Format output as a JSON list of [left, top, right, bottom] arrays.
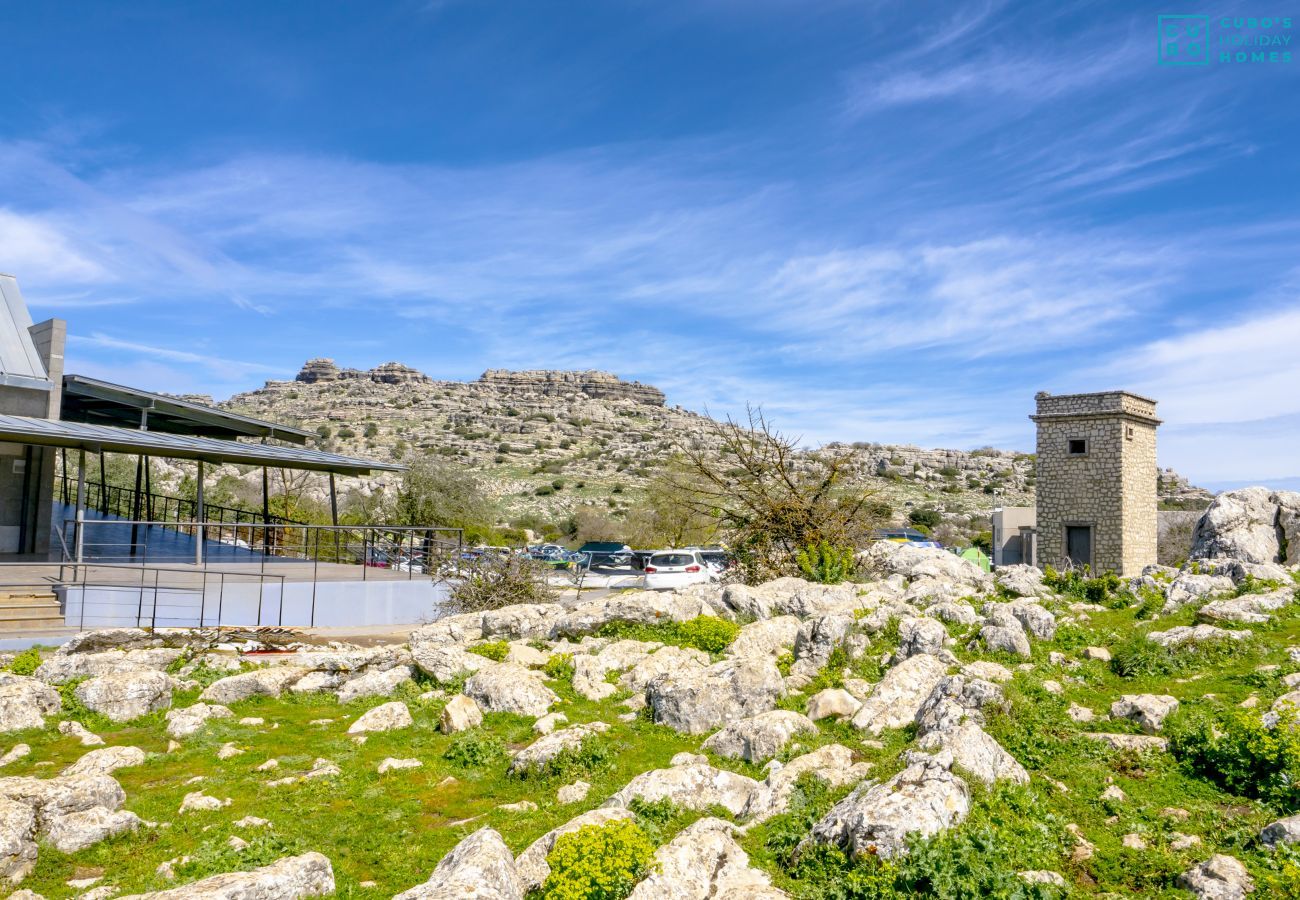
[[576, 541, 634, 567]]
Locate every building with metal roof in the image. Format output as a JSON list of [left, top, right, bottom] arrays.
[[0, 274, 404, 560]]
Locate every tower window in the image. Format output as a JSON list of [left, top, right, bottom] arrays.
[[1068, 439, 1087, 455]]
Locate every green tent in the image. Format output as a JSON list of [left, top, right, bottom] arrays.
[[959, 547, 990, 572]]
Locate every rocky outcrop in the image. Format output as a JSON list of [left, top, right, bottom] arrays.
[[702, 711, 817, 763], [395, 827, 522, 900], [118, 852, 335, 899], [627, 818, 786, 899], [646, 657, 784, 734], [0, 676, 61, 733], [604, 759, 763, 818], [805, 752, 970, 859], [479, 369, 665, 406], [1190, 488, 1300, 565], [75, 670, 172, 723]]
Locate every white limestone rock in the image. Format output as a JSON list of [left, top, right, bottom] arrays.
[[45, 806, 142, 852], [806, 753, 970, 860], [199, 667, 310, 705], [63, 746, 146, 777], [1110, 694, 1179, 734], [394, 827, 523, 900], [1177, 854, 1256, 900], [464, 665, 558, 717], [702, 711, 817, 763], [646, 657, 784, 735], [603, 761, 763, 818], [850, 653, 948, 735], [35, 648, 183, 685], [117, 851, 335, 899], [0, 796, 37, 883], [74, 669, 172, 723], [0, 676, 61, 733], [508, 723, 609, 775], [439, 695, 483, 734], [165, 702, 233, 739], [1260, 813, 1300, 848], [336, 665, 414, 703], [806, 689, 861, 722], [627, 818, 787, 900], [347, 701, 413, 734]]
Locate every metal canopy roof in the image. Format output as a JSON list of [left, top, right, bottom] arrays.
[[61, 374, 314, 444], [0, 414, 404, 475], [0, 275, 52, 391]]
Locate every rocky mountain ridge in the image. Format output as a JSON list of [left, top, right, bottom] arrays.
[[215, 360, 1208, 527]]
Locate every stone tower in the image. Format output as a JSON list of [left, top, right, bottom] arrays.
[[1030, 391, 1160, 576]]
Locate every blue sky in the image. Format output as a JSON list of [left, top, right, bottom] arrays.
[[1, 1, 1298, 487]]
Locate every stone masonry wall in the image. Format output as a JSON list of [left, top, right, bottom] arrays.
[[1033, 391, 1160, 576]]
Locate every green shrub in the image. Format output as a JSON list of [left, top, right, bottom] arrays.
[[776, 651, 795, 677], [540, 820, 656, 900], [1169, 707, 1300, 809], [908, 508, 942, 530], [796, 542, 857, 585], [7, 648, 41, 676], [443, 731, 508, 768], [543, 652, 575, 683], [467, 641, 510, 662], [1109, 634, 1175, 678], [673, 616, 740, 653], [517, 736, 613, 780]]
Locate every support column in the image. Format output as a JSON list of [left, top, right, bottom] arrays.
[[98, 452, 108, 514], [74, 450, 86, 564], [130, 455, 144, 556], [195, 460, 205, 566], [328, 473, 339, 562], [262, 467, 271, 556]]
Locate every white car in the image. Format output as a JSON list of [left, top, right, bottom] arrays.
[[641, 550, 718, 591]]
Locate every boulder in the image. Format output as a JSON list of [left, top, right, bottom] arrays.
[[411, 645, 494, 685], [1260, 813, 1300, 848], [347, 701, 413, 734], [464, 665, 558, 717], [793, 615, 857, 670], [925, 602, 980, 627], [1200, 590, 1294, 625], [58, 628, 161, 655], [1191, 488, 1300, 565], [743, 744, 874, 823], [0, 676, 60, 733], [917, 723, 1028, 785], [646, 657, 784, 734], [1148, 625, 1252, 648], [895, 617, 949, 661], [165, 702, 233, 739], [508, 723, 609, 775], [395, 827, 522, 899], [1083, 733, 1169, 752], [439, 695, 483, 734], [34, 648, 183, 685], [1177, 854, 1255, 900], [994, 565, 1048, 598], [337, 665, 413, 703], [378, 757, 423, 774], [481, 604, 565, 640], [978, 624, 1031, 658], [806, 689, 861, 722], [914, 675, 1006, 734], [59, 720, 104, 746], [604, 761, 763, 818], [0, 773, 126, 830], [722, 578, 864, 620], [63, 746, 146, 777], [409, 613, 485, 648], [702, 711, 817, 763], [515, 808, 634, 890], [74, 670, 172, 722], [806, 753, 970, 859], [858, 542, 991, 591], [45, 806, 142, 852], [1166, 574, 1236, 609], [730, 617, 801, 659], [0, 796, 37, 883], [1110, 695, 1179, 734], [200, 667, 309, 705], [117, 852, 335, 899], [850, 654, 948, 735], [550, 590, 722, 638], [619, 646, 710, 695], [627, 818, 786, 900]]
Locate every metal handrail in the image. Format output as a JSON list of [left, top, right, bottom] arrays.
[[64, 519, 465, 581], [0, 561, 289, 629], [55, 474, 305, 528]]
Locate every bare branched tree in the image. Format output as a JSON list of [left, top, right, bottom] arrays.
[[665, 406, 886, 583]]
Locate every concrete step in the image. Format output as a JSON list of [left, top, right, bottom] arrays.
[[0, 614, 67, 632], [0, 605, 62, 622]]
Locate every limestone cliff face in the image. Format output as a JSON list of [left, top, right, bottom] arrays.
[[477, 370, 665, 406], [296, 359, 431, 386]]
